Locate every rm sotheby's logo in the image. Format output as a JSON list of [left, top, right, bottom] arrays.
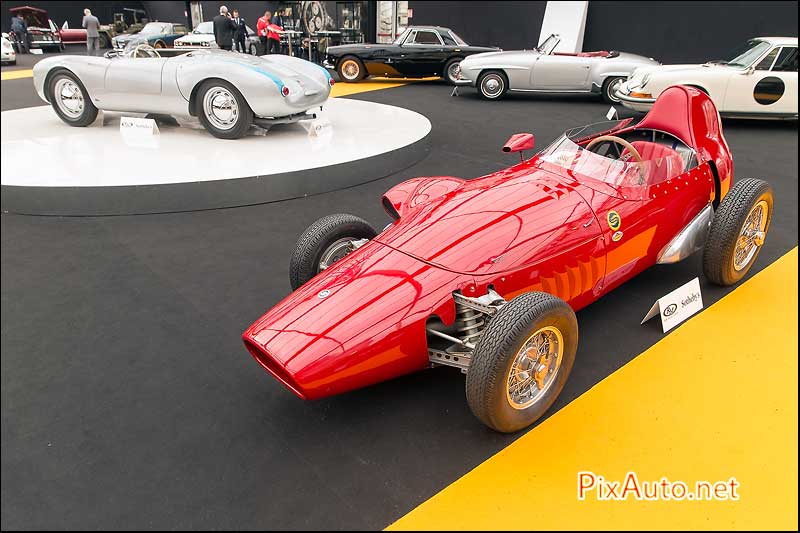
[[663, 291, 701, 319]]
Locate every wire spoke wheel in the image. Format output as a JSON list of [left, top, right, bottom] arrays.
[[733, 200, 767, 271], [506, 326, 564, 409]]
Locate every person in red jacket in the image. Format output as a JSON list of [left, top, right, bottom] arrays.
[[256, 10, 270, 55], [266, 19, 283, 55]]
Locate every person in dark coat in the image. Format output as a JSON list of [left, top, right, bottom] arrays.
[[213, 5, 237, 51], [10, 14, 28, 53], [231, 9, 247, 53]]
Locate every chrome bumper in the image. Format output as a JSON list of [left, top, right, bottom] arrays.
[[615, 89, 656, 112]]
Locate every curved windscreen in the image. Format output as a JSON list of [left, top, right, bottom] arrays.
[[539, 120, 693, 188]]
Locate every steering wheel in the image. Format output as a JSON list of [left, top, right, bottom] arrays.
[[585, 135, 647, 185], [132, 43, 161, 58]]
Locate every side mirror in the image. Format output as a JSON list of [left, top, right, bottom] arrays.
[[502, 133, 535, 161]]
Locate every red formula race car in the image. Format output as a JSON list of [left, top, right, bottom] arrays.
[[243, 86, 774, 432]]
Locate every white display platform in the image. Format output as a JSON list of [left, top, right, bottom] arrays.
[[1, 99, 431, 215]]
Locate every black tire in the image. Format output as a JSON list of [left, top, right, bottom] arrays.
[[99, 34, 110, 49], [337, 55, 365, 82], [466, 292, 577, 433], [477, 70, 508, 100], [153, 40, 166, 49], [249, 43, 258, 55], [443, 57, 463, 85], [601, 76, 625, 104], [47, 70, 99, 127], [703, 178, 773, 286], [196, 79, 254, 139], [289, 214, 377, 290]]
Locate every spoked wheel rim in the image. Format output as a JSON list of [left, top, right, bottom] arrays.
[[54, 78, 84, 118], [447, 60, 462, 82], [506, 326, 564, 409], [318, 238, 357, 272], [606, 78, 623, 103], [202, 87, 239, 130], [481, 74, 504, 98], [341, 59, 360, 81], [733, 200, 768, 271]]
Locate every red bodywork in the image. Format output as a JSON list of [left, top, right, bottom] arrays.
[[243, 86, 733, 400]]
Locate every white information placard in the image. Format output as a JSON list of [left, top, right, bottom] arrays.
[[641, 277, 704, 333], [120, 116, 160, 136]]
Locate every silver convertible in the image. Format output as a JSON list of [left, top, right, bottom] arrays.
[[454, 34, 659, 102], [32, 45, 334, 139]]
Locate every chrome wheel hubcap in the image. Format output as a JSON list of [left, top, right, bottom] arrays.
[[482, 75, 503, 97], [507, 326, 563, 409], [734, 200, 768, 271], [54, 78, 84, 118], [203, 87, 239, 130], [607, 79, 622, 102], [342, 60, 359, 80], [318, 238, 357, 272], [448, 61, 461, 81]]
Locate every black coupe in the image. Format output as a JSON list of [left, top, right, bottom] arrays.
[[323, 26, 499, 84]]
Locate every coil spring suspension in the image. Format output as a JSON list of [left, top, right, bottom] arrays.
[[454, 305, 486, 346]]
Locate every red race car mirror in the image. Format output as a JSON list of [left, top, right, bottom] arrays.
[[502, 133, 535, 161]]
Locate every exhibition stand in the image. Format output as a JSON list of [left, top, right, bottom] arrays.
[[1, 99, 431, 215]]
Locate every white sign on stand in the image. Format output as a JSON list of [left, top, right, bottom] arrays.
[[305, 117, 332, 138], [120, 116, 160, 136], [120, 116, 160, 148], [641, 277, 704, 333]]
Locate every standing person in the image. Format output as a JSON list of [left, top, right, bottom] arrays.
[[82, 9, 101, 56], [10, 13, 28, 54], [231, 9, 246, 53], [266, 17, 283, 55], [213, 5, 237, 51], [256, 10, 270, 56]]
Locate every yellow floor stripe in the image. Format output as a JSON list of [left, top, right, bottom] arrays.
[[389, 248, 798, 531], [330, 76, 435, 98], [1, 69, 33, 81]]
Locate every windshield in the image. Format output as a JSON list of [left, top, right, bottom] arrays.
[[450, 30, 467, 46], [722, 39, 772, 68], [393, 27, 410, 45], [538, 120, 691, 188], [140, 22, 169, 35], [537, 34, 559, 54], [193, 22, 213, 34]]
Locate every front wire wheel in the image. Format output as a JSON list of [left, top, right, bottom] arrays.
[[703, 178, 773, 286], [466, 292, 577, 433]]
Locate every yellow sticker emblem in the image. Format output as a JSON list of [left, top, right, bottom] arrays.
[[607, 211, 621, 231]]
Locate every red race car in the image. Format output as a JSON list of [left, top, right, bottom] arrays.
[[243, 86, 773, 432]]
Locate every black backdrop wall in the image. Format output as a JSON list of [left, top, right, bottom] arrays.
[[407, 1, 547, 49], [584, 1, 798, 64]]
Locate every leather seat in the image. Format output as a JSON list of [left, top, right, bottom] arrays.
[[622, 141, 685, 185]]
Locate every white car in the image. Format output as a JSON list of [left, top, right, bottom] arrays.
[[174, 21, 260, 55], [617, 37, 797, 119], [2, 33, 16, 65]]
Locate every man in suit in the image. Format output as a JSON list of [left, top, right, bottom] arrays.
[[213, 5, 237, 51], [82, 9, 101, 56], [231, 9, 247, 53]]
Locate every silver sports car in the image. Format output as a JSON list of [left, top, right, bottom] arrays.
[[32, 45, 334, 139], [454, 34, 659, 103]]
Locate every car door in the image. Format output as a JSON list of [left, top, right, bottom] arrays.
[[396, 28, 446, 76], [103, 57, 168, 111], [531, 53, 592, 90], [724, 45, 798, 115]]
